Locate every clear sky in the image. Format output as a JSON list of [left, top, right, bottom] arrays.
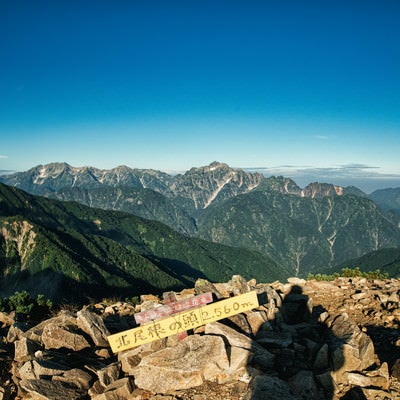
[[1, 0, 399, 193]]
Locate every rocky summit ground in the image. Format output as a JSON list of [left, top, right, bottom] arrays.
[[1, 275, 400, 400]]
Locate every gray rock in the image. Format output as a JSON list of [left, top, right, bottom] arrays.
[[256, 331, 293, 348], [391, 358, 400, 379], [0, 311, 15, 327], [287, 277, 306, 286], [42, 323, 90, 351], [19, 359, 68, 380], [52, 368, 93, 390], [245, 310, 268, 335], [288, 370, 320, 399], [205, 321, 275, 370], [315, 371, 336, 394], [244, 375, 300, 400], [313, 343, 329, 371], [330, 313, 375, 384], [91, 377, 135, 400], [76, 309, 110, 347], [96, 362, 121, 388], [19, 379, 86, 400], [6, 323, 25, 343], [257, 284, 282, 308], [351, 291, 370, 300], [118, 347, 143, 373], [194, 279, 224, 299], [345, 362, 390, 391], [133, 335, 229, 393], [228, 313, 253, 335], [228, 275, 251, 295], [346, 371, 389, 390], [24, 311, 78, 344], [14, 337, 41, 362]]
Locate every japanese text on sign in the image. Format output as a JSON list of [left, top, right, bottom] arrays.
[[134, 292, 213, 324], [107, 291, 259, 353]]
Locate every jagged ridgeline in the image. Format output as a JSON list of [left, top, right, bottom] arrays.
[[0, 183, 283, 302], [0, 162, 400, 280], [1, 161, 400, 280]]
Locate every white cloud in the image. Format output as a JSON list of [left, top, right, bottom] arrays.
[[0, 155, 8, 159], [243, 164, 400, 192], [313, 135, 330, 140]]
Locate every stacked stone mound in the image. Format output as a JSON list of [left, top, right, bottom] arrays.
[[0, 276, 400, 400]]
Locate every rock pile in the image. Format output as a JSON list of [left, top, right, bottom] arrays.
[[1, 275, 400, 399]]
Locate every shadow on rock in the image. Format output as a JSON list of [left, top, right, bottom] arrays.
[[245, 283, 390, 400]]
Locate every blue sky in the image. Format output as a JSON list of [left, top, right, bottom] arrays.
[[1, 0, 399, 192]]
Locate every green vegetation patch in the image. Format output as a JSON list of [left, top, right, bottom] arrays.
[[0, 290, 53, 321], [307, 267, 389, 281]]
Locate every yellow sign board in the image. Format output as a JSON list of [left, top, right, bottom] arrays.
[[107, 291, 259, 353]]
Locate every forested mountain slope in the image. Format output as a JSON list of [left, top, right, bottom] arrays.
[[2, 162, 400, 278], [0, 183, 283, 302]]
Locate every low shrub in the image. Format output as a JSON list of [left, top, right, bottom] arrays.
[[307, 267, 389, 281], [0, 291, 53, 321]]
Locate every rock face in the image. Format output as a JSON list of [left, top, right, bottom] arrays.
[[132, 335, 229, 392], [1, 276, 400, 399]]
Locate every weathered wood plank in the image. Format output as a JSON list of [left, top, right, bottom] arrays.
[[108, 291, 259, 353], [134, 292, 213, 324]]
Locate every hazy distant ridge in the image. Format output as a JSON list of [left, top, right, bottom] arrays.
[[1, 161, 400, 278]]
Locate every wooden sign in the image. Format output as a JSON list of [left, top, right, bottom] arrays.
[[107, 291, 259, 353], [134, 292, 213, 324]]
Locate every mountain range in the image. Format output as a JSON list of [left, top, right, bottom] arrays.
[[0, 181, 283, 302], [1, 161, 400, 300]]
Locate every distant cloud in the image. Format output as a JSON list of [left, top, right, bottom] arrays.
[[313, 135, 330, 140], [243, 164, 400, 192], [340, 163, 377, 170], [0, 155, 8, 159], [246, 163, 387, 178]]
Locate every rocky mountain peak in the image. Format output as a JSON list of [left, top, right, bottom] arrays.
[[32, 162, 71, 179], [262, 177, 348, 199], [205, 161, 230, 171], [301, 182, 344, 198], [175, 162, 263, 209], [263, 176, 302, 194]]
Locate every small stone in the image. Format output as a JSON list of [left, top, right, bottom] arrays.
[[42, 324, 90, 351], [19, 379, 86, 400], [53, 368, 93, 390], [76, 309, 110, 347], [244, 375, 299, 400], [91, 377, 135, 400], [313, 343, 329, 371], [287, 277, 306, 286], [6, 323, 25, 343], [14, 337, 41, 363], [97, 362, 121, 388], [288, 370, 319, 399]]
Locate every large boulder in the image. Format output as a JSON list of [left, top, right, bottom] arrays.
[[329, 313, 375, 385], [132, 334, 229, 393], [76, 310, 110, 347], [42, 324, 90, 351]]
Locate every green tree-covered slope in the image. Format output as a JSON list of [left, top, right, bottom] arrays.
[[0, 183, 283, 302], [336, 247, 400, 278], [196, 189, 400, 276]]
